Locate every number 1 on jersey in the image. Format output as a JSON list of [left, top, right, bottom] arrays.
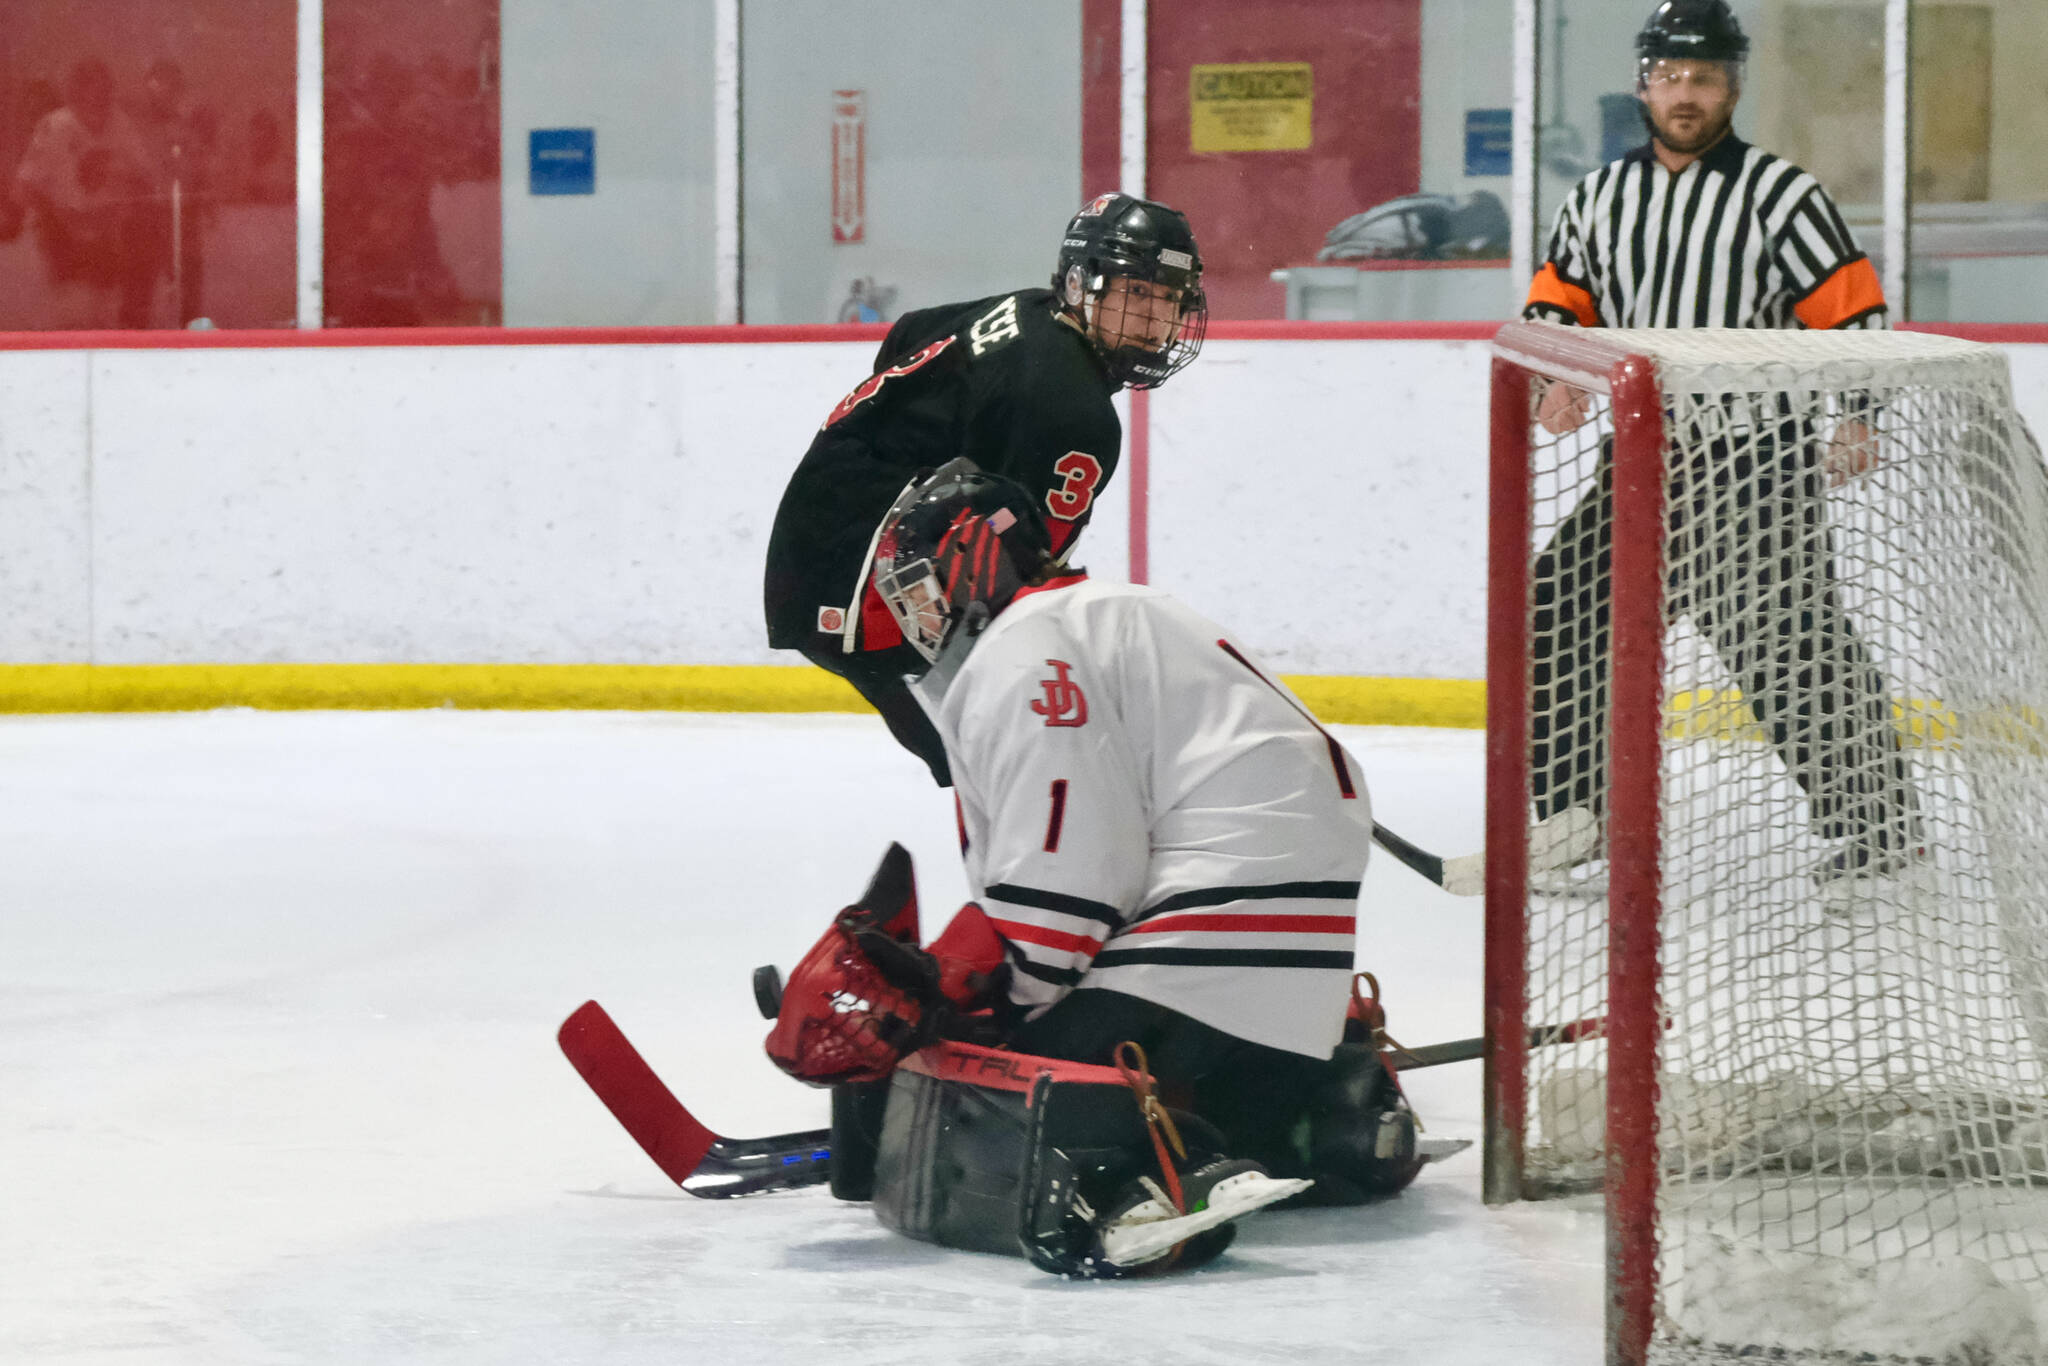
[[1043, 778, 1069, 852]]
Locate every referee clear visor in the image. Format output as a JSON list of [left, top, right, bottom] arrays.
[[1636, 56, 1742, 93]]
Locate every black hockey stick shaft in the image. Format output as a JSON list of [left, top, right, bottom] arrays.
[[1389, 1015, 1606, 1069], [1371, 821, 1447, 887]]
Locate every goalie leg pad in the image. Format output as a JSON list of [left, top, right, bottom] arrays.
[[827, 1079, 891, 1202], [1298, 1041, 1425, 1204], [873, 1050, 1149, 1260]]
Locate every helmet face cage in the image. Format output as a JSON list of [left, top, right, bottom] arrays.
[[873, 461, 1052, 668], [1072, 264, 1207, 390], [1055, 194, 1207, 390], [873, 550, 950, 664]]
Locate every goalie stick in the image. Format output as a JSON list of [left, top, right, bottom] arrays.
[[558, 1000, 831, 1197], [1373, 806, 1599, 897], [559, 1000, 1604, 1198]]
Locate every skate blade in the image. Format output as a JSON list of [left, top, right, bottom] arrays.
[[1418, 1136, 1474, 1163], [1098, 1173, 1313, 1267]]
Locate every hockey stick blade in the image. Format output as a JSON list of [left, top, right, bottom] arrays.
[[1432, 806, 1602, 898], [557, 1000, 832, 1199]]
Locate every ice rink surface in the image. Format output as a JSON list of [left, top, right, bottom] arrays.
[[1, 710, 1605, 1365]]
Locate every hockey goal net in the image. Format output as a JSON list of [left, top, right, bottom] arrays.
[[1484, 321, 2048, 1366]]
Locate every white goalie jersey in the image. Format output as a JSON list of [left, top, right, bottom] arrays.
[[912, 575, 1372, 1059]]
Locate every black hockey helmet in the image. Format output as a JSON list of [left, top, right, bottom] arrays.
[[1636, 0, 1748, 84], [1053, 192, 1207, 391], [873, 459, 1056, 671]]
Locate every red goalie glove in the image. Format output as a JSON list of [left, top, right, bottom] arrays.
[[764, 906, 930, 1086], [764, 846, 1010, 1087]]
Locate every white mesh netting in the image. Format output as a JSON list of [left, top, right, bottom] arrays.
[[1505, 326, 2048, 1366]]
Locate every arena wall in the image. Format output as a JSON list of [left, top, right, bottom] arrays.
[[1, 324, 2042, 721]]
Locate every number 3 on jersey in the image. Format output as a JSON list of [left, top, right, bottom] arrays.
[[1044, 451, 1103, 522], [821, 336, 954, 430]]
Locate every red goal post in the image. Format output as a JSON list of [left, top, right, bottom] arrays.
[[1487, 324, 1672, 1364], [1483, 321, 2048, 1366]]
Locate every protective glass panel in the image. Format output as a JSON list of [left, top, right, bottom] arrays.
[[1530, 0, 1888, 326], [1150, 0, 1517, 322], [0, 0, 295, 330], [1903, 1, 2048, 324], [740, 0, 1081, 327], [324, 0, 501, 327], [498, 0, 716, 326]]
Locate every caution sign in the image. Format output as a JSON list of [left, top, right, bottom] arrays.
[[1189, 63, 1313, 153]]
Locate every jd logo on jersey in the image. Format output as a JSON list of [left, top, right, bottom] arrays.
[[1030, 659, 1088, 727]]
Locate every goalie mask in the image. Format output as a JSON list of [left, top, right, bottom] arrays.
[[873, 459, 1055, 672], [1054, 193, 1207, 391]]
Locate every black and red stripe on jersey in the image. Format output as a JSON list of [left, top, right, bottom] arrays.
[[982, 879, 1361, 991]]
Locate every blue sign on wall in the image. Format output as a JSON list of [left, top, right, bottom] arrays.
[[1464, 108, 1512, 177], [530, 128, 595, 195]]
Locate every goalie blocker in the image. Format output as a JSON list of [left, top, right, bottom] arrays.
[[763, 845, 1429, 1276]]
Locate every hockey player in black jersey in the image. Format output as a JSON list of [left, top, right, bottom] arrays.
[[762, 192, 1205, 785]]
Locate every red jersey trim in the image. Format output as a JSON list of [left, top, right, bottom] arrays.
[[1123, 912, 1357, 937], [3, 321, 2038, 353], [1012, 573, 1089, 603], [988, 917, 1105, 958]]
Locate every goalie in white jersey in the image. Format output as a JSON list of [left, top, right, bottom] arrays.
[[894, 473, 1374, 1065], [764, 460, 1419, 1276]]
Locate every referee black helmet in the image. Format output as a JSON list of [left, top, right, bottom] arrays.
[[1636, 0, 1750, 66]]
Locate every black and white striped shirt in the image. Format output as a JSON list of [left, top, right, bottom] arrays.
[[1525, 133, 1887, 331]]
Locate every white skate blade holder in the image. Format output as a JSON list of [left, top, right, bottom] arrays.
[[1098, 1170, 1314, 1268], [1819, 856, 1941, 917], [1438, 807, 1601, 898]]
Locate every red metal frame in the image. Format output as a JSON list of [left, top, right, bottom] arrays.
[[1127, 387, 1151, 584], [1484, 322, 1674, 1366], [1603, 355, 1670, 1366], [2, 319, 2038, 353], [1483, 353, 1534, 1206], [0, 324, 897, 352]]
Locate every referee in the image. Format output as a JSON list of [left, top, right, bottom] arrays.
[[1520, 0, 1922, 890]]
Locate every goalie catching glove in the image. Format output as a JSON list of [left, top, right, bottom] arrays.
[[764, 844, 1009, 1086]]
